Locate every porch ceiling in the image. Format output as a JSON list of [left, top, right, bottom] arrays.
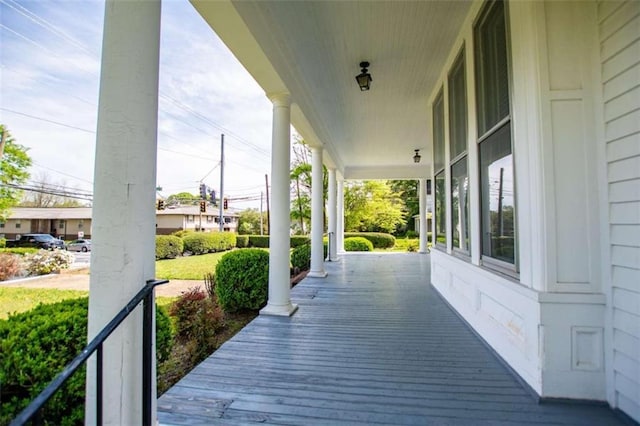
[[191, 0, 473, 179]]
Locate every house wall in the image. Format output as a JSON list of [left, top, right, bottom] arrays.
[[430, 0, 620, 405], [597, 0, 640, 421]]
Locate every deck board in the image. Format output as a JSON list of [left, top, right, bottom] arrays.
[[158, 253, 628, 425]]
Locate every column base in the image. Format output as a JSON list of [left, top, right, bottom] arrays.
[[326, 256, 341, 262], [260, 302, 298, 317], [307, 270, 328, 278]]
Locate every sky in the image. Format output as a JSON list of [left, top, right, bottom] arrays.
[[0, 0, 275, 210]]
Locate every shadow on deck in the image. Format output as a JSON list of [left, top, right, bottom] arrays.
[[158, 253, 627, 425]]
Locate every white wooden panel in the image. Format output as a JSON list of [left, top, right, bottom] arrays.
[[598, 1, 626, 24], [609, 179, 640, 203], [605, 108, 640, 141], [614, 328, 640, 360], [610, 224, 640, 246], [613, 308, 640, 341], [545, 2, 583, 90], [615, 372, 640, 409], [612, 265, 640, 292], [601, 14, 640, 62], [614, 352, 640, 396], [606, 133, 640, 163], [608, 156, 640, 182], [551, 100, 591, 284], [602, 38, 640, 82], [599, 0, 640, 41], [603, 63, 640, 102], [604, 85, 640, 122], [613, 287, 640, 316], [617, 393, 640, 425], [611, 245, 640, 269]]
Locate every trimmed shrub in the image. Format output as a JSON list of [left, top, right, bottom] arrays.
[[215, 249, 269, 312], [247, 235, 270, 248], [344, 237, 374, 252], [290, 236, 310, 248], [0, 297, 172, 425], [171, 229, 194, 239], [246, 235, 311, 249], [182, 233, 236, 255], [236, 234, 249, 248], [291, 243, 311, 271], [156, 235, 184, 260], [344, 232, 395, 249], [0, 237, 5, 248], [23, 249, 74, 276], [290, 242, 328, 272], [0, 253, 22, 281], [405, 230, 418, 239]]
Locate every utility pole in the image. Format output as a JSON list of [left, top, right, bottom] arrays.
[[260, 191, 264, 235], [219, 134, 225, 232], [264, 174, 270, 235]]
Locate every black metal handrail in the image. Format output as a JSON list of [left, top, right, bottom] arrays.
[[11, 279, 169, 426]]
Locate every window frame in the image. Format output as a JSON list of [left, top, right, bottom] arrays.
[[432, 88, 447, 248], [474, 0, 518, 274], [448, 47, 470, 257]]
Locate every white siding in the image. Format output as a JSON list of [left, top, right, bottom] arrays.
[[599, 1, 640, 421]]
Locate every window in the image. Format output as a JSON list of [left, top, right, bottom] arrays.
[[206, 216, 213, 222], [433, 89, 446, 247], [475, 0, 516, 268], [0, 222, 4, 228], [187, 215, 194, 223], [16, 221, 21, 229], [59, 221, 65, 229], [448, 48, 470, 255], [78, 220, 84, 229]]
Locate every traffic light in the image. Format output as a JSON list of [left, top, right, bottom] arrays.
[[209, 189, 217, 205], [199, 183, 207, 199], [157, 200, 165, 210], [199, 200, 206, 213], [223, 198, 228, 210]]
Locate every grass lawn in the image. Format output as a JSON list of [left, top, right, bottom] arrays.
[[155, 252, 227, 280], [0, 287, 175, 320]]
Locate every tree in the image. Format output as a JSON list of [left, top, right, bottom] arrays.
[[237, 208, 267, 235], [344, 180, 406, 234], [166, 192, 199, 206], [20, 172, 85, 208], [389, 180, 419, 232], [0, 125, 32, 221], [289, 137, 327, 235]]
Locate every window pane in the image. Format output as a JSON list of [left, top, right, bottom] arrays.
[[435, 172, 446, 246], [475, 0, 509, 136], [449, 50, 467, 159], [433, 89, 445, 173], [480, 122, 515, 263], [451, 157, 470, 253]]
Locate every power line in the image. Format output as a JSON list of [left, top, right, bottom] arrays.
[[0, 107, 95, 133]]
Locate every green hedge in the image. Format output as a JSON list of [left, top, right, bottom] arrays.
[[0, 297, 172, 425], [0, 247, 39, 256], [246, 235, 311, 249], [344, 232, 395, 249], [290, 242, 328, 271], [344, 237, 374, 252], [155, 235, 184, 260], [182, 232, 236, 255], [215, 249, 269, 312], [235, 235, 249, 248]]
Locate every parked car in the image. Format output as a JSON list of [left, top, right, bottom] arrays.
[[6, 234, 67, 250], [67, 239, 91, 252]]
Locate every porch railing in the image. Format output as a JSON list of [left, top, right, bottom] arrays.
[[10, 278, 168, 426]]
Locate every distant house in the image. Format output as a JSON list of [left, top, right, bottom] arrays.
[[0, 206, 238, 240]]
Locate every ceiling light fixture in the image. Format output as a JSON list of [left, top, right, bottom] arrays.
[[413, 149, 421, 163], [355, 61, 372, 91]]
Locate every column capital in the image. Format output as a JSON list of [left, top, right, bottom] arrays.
[[267, 92, 291, 107]]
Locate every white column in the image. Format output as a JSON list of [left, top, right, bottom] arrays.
[[260, 93, 297, 316], [86, 1, 161, 424], [337, 175, 345, 254], [327, 167, 338, 261], [308, 146, 327, 277], [419, 178, 428, 253]]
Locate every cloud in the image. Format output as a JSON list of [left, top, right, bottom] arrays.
[[1, 0, 276, 209]]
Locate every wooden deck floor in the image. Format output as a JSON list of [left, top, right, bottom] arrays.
[[158, 253, 628, 425]]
